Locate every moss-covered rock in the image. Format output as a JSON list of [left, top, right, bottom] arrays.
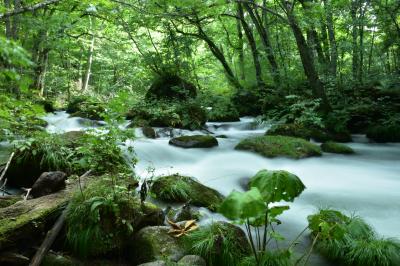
[[266, 124, 312, 140], [129, 226, 188, 265], [142, 126, 157, 139], [66, 178, 164, 258], [235, 135, 322, 159], [184, 222, 251, 266], [169, 135, 218, 148], [0, 196, 20, 208], [321, 141, 354, 154], [150, 174, 224, 211], [366, 124, 400, 143], [178, 255, 206, 266], [146, 74, 197, 101], [66, 96, 105, 120]]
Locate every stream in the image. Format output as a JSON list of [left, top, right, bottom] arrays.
[[42, 111, 400, 265]]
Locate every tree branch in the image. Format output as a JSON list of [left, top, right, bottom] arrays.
[[0, 0, 63, 20]]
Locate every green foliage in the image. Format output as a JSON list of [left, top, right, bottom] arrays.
[[366, 123, 400, 143], [235, 135, 322, 159], [199, 93, 240, 122], [184, 222, 250, 266], [240, 250, 292, 266], [66, 176, 139, 257], [0, 94, 46, 140], [308, 209, 400, 266], [249, 170, 306, 203], [321, 141, 355, 154], [219, 188, 265, 221]]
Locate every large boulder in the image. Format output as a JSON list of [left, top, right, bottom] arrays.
[[150, 174, 224, 211], [321, 141, 354, 154], [146, 74, 197, 101], [66, 96, 105, 120], [169, 135, 218, 148], [30, 171, 67, 198], [235, 135, 322, 159], [142, 126, 157, 139], [129, 226, 188, 264]]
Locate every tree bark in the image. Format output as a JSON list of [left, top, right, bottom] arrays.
[[285, 3, 331, 112], [237, 3, 265, 89], [351, 0, 360, 84], [236, 4, 245, 81], [82, 16, 95, 92], [243, 0, 280, 85], [324, 0, 338, 79]]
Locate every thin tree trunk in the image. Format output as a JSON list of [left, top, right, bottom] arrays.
[[324, 0, 338, 79], [358, 2, 366, 84], [82, 16, 95, 92], [244, 0, 280, 85], [351, 0, 359, 84], [238, 3, 265, 89], [236, 4, 245, 81], [367, 29, 375, 74], [38, 49, 49, 97]]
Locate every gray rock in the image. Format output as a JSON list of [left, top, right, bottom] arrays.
[[169, 135, 218, 148], [129, 226, 188, 265], [138, 261, 167, 266], [178, 255, 206, 266], [31, 171, 67, 198]]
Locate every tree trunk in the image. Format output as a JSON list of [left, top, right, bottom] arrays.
[[244, 1, 280, 85], [82, 16, 95, 92], [324, 0, 338, 79], [236, 4, 245, 81], [351, 0, 359, 84], [285, 5, 331, 112], [358, 2, 366, 84], [237, 3, 265, 90]]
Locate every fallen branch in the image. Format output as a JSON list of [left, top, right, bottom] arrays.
[[29, 170, 92, 265], [29, 209, 67, 266], [0, 152, 14, 183]]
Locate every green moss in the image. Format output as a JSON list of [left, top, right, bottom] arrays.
[[0, 197, 20, 208], [235, 135, 322, 159], [321, 141, 355, 154], [150, 174, 224, 211], [169, 135, 218, 148]]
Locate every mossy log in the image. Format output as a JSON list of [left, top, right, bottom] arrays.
[[0, 175, 90, 251]]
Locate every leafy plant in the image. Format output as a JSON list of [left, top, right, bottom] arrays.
[[218, 169, 306, 266]]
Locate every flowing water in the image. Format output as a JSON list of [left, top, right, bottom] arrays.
[[43, 112, 400, 265]]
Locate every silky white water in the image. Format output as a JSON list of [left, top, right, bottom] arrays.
[[43, 112, 400, 264]]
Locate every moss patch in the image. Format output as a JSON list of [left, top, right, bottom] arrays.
[[150, 174, 224, 211], [235, 135, 322, 159], [321, 141, 354, 154], [266, 123, 312, 140]]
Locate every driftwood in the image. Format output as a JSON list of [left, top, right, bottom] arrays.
[[28, 170, 92, 266], [0, 170, 92, 251]]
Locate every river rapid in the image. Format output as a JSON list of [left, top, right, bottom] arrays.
[[43, 111, 400, 265]]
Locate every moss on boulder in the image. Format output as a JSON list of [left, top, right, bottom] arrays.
[[129, 226, 188, 264], [321, 141, 354, 154], [150, 174, 224, 211], [235, 135, 322, 159], [169, 135, 218, 148], [66, 96, 105, 120]]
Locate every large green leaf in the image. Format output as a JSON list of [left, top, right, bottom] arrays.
[[249, 170, 305, 203], [218, 187, 265, 221]]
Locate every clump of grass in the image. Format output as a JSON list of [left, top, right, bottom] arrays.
[[239, 250, 292, 266], [184, 222, 251, 266], [321, 141, 354, 154], [235, 135, 322, 159], [308, 209, 400, 266]]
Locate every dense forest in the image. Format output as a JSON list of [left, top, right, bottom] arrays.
[[0, 0, 399, 265]]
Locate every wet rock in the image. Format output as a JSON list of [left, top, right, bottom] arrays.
[[31, 171, 67, 198], [235, 135, 322, 159], [138, 261, 166, 266], [150, 174, 224, 212], [129, 226, 188, 265], [143, 126, 157, 139], [321, 141, 354, 154], [174, 203, 201, 222], [178, 255, 206, 266], [169, 135, 218, 148]]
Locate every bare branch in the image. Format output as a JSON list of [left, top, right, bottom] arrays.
[[0, 0, 64, 20]]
